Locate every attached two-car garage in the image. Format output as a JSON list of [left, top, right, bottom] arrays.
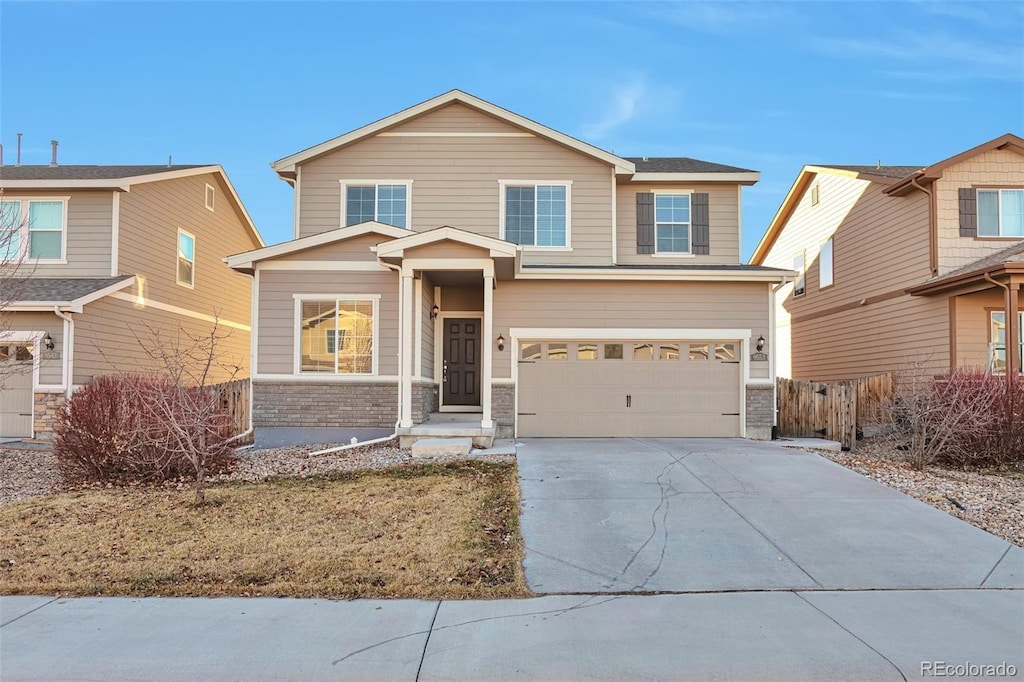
[[516, 338, 743, 437]]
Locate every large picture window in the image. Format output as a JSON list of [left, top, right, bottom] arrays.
[[978, 189, 1024, 238], [990, 310, 1024, 374], [298, 297, 377, 375], [502, 182, 569, 247], [0, 198, 66, 261], [343, 182, 410, 228], [655, 194, 691, 253]]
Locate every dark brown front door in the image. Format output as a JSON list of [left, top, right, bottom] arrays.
[[443, 318, 481, 406]]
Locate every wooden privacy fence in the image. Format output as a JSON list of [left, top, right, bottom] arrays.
[[209, 378, 251, 444], [777, 373, 894, 450]]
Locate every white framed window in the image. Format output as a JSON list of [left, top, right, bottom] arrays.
[[990, 310, 1024, 374], [177, 229, 195, 288], [655, 193, 691, 254], [819, 239, 834, 288], [0, 197, 68, 263], [978, 189, 1024, 238], [793, 251, 806, 297], [205, 183, 215, 212], [295, 295, 379, 375], [499, 180, 571, 248], [340, 180, 412, 229]]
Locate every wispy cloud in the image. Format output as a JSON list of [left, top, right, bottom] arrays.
[[581, 80, 648, 140], [641, 1, 798, 36]]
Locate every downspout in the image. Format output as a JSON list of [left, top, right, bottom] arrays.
[[53, 307, 74, 400], [909, 176, 937, 277], [984, 272, 1015, 389]]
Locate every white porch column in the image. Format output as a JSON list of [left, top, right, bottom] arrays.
[[481, 273, 494, 429], [400, 272, 415, 428]]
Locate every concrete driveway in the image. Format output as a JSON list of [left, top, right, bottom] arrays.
[[517, 438, 1024, 593]]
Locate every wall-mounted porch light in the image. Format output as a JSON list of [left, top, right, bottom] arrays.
[[497, 334, 505, 351], [429, 305, 440, 320], [43, 332, 55, 351], [756, 335, 766, 352]]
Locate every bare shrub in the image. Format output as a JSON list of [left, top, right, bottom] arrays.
[[886, 366, 1024, 469]]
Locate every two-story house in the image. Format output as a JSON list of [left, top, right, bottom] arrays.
[[751, 133, 1023, 381], [1, 164, 264, 439], [226, 90, 791, 441]]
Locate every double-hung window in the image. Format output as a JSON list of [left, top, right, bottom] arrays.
[[819, 239, 834, 288], [655, 194, 691, 253], [298, 297, 378, 375], [0, 198, 67, 262], [502, 182, 569, 247], [177, 230, 195, 287], [978, 189, 1024, 238], [342, 182, 410, 229], [990, 310, 1024, 374]]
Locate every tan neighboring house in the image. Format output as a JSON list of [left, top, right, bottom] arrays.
[[751, 133, 1024, 382], [0, 164, 264, 439], [226, 90, 792, 441]]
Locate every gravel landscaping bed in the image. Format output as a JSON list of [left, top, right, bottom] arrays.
[[817, 439, 1024, 547], [0, 448, 61, 506]]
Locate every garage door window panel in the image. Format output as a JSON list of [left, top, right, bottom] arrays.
[[547, 343, 568, 360], [633, 343, 654, 360], [715, 343, 736, 361], [689, 344, 710, 361], [659, 343, 680, 360], [520, 342, 542, 361], [577, 343, 597, 360], [604, 343, 624, 360]]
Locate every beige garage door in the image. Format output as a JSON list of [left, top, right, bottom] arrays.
[[517, 340, 742, 437], [0, 344, 35, 438]]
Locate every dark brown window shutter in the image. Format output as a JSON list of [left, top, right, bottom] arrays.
[[636, 193, 655, 254], [692, 192, 710, 255], [959, 188, 977, 237]]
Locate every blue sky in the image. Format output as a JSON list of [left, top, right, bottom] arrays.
[[2, 1, 1022, 259]]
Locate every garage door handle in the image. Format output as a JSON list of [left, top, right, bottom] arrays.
[[626, 394, 632, 408], [518, 412, 536, 416], [722, 413, 740, 416]]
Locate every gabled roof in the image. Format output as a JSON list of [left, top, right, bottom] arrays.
[[908, 240, 1024, 296], [625, 157, 756, 174], [271, 90, 636, 176], [374, 225, 518, 259], [816, 165, 923, 179], [6, 276, 135, 311], [885, 133, 1024, 196], [1, 164, 264, 248], [224, 221, 409, 272]]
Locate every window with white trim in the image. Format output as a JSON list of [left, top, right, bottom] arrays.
[[298, 298, 376, 374], [503, 182, 569, 247], [990, 310, 1023, 374], [343, 183, 409, 228], [177, 230, 195, 287], [819, 239, 834, 288], [205, 183, 215, 212], [0, 198, 66, 261], [655, 193, 691, 253], [978, 189, 1024, 237], [793, 252, 806, 297]]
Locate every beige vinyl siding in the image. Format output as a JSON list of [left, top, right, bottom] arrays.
[[297, 102, 613, 266], [274, 234, 386, 262], [3, 190, 113, 277], [935, 148, 1024, 275], [3, 312, 65, 385], [762, 172, 938, 380], [420, 274, 435, 380], [439, 285, 483, 311], [616, 183, 741, 265], [118, 173, 257, 327], [394, 104, 523, 133], [403, 240, 491, 260], [954, 289, 1024, 370], [73, 296, 250, 384], [256, 270, 398, 375], [492, 280, 770, 379]]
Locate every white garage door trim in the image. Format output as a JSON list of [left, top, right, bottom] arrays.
[[509, 327, 751, 438]]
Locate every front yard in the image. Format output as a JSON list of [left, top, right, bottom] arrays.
[[0, 460, 528, 599]]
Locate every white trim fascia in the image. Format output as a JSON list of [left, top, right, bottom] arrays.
[[514, 268, 796, 282], [70, 276, 136, 309], [510, 328, 753, 341], [109, 291, 250, 331], [630, 172, 761, 183], [610, 167, 618, 264], [258, 260, 389, 271], [292, 294, 381, 377], [492, 377, 515, 385], [376, 225, 518, 258], [176, 228, 196, 289], [377, 131, 535, 138], [225, 221, 408, 269], [292, 165, 302, 240], [481, 273, 494, 428], [0, 179, 133, 190], [291, 293, 382, 300], [400, 274, 414, 427], [110, 191, 120, 276], [271, 90, 634, 174], [401, 258, 495, 277], [253, 373, 400, 383], [339, 180, 414, 231], [433, 287, 442, 386], [497, 180, 573, 249]]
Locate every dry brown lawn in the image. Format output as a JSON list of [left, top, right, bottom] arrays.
[[0, 460, 528, 599]]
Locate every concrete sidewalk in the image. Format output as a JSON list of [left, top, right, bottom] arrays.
[[2, 590, 1021, 680]]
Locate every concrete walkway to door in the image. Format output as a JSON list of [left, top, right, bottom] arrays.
[[516, 438, 1024, 593]]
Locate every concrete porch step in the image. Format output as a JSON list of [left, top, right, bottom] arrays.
[[411, 438, 473, 459]]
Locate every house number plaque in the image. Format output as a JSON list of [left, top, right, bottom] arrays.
[[750, 352, 768, 362]]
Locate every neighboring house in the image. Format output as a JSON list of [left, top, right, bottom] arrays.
[[0, 164, 264, 439], [751, 133, 1023, 382], [226, 90, 791, 440]]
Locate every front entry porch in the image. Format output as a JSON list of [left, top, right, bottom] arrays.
[[396, 411, 497, 448]]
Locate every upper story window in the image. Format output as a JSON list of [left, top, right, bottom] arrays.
[[177, 229, 195, 287], [978, 189, 1024, 238], [501, 181, 570, 247], [819, 239, 834, 288], [0, 197, 67, 262], [655, 193, 691, 254], [342, 181, 410, 229], [793, 251, 806, 297], [205, 183, 215, 212]]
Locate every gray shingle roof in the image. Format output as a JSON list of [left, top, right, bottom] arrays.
[[0, 165, 209, 180], [924, 240, 1024, 284], [624, 157, 757, 174], [817, 165, 923, 179], [9, 277, 134, 303]]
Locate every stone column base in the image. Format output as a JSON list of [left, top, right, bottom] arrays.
[[745, 383, 774, 441], [33, 392, 67, 441]]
